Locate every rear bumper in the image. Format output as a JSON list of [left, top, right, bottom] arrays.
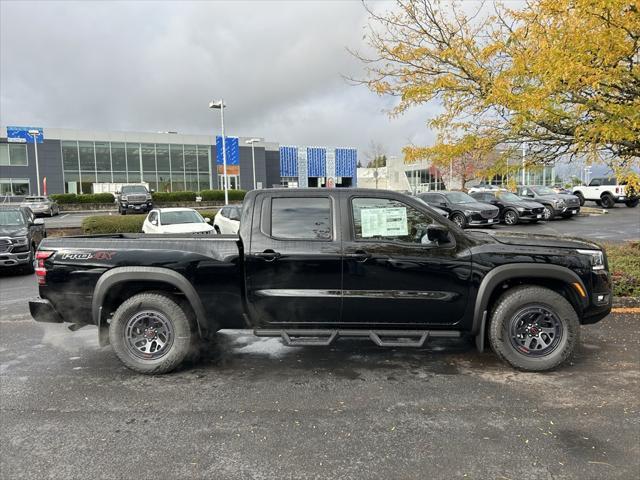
[[0, 251, 31, 267], [29, 298, 64, 323]]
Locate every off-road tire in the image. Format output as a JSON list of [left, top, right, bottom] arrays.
[[600, 193, 615, 209], [488, 285, 579, 372], [625, 198, 638, 208], [109, 292, 196, 374]]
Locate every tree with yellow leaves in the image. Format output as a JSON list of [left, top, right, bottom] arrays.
[[353, 0, 640, 171]]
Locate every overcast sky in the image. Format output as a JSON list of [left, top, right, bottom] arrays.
[[0, 0, 443, 159]]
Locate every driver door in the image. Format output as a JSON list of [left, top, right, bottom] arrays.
[[341, 195, 471, 327]]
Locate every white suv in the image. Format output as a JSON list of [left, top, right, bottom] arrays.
[[572, 177, 638, 208]]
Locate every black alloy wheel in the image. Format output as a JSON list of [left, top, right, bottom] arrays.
[[503, 210, 519, 225]]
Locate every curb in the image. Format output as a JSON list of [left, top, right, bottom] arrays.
[[612, 296, 640, 308]]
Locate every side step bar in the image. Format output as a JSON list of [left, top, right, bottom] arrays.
[[253, 329, 460, 347]]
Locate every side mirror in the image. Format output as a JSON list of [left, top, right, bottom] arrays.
[[115, 191, 120, 195], [204, 217, 211, 223], [426, 223, 450, 243], [33, 218, 45, 226], [151, 220, 158, 226], [150, 189, 155, 194]]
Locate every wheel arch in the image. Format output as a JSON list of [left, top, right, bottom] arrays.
[[472, 264, 588, 351], [92, 267, 208, 346]]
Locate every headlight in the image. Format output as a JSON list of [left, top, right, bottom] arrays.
[[463, 209, 474, 215], [120, 195, 128, 201], [11, 236, 28, 245], [577, 249, 605, 270], [517, 207, 525, 212], [556, 199, 566, 207]]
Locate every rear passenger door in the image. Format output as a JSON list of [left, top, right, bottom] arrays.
[[245, 193, 342, 327]]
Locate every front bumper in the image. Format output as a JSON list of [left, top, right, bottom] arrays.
[[468, 216, 498, 225], [518, 210, 544, 220], [0, 251, 31, 267], [556, 206, 580, 216], [120, 202, 153, 213], [29, 298, 64, 323]]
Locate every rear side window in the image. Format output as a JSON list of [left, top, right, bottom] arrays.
[[271, 197, 332, 240]]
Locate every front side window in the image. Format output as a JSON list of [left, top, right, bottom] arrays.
[[271, 197, 332, 240], [352, 197, 433, 244], [443, 191, 475, 204]]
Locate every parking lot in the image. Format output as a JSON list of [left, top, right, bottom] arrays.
[[0, 270, 638, 479]]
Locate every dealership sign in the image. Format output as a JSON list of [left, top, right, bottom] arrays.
[[7, 126, 44, 143]]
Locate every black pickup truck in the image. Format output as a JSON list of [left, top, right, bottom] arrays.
[[29, 189, 612, 374]]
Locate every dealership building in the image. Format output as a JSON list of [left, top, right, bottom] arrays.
[[0, 126, 358, 196]]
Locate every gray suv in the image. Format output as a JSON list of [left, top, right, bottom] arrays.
[[517, 185, 581, 220], [20, 196, 60, 217]]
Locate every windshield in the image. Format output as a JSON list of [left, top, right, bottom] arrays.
[[531, 186, 556, 195], [496, 192, 521, 202], [0, 210, 26, 226], [444, 191, 476, 204], [160, 210, 204, 225], [24, 197, 47, 202], [121, 186, 148, 194]]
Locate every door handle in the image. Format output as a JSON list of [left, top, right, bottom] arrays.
[[345, 250, 371, 262], [255, 250, 281, 262]]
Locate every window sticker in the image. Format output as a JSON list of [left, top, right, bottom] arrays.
[[360, 207, 408, 237]]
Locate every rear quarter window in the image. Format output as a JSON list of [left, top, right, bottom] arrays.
[[270, 197, 332, 240]]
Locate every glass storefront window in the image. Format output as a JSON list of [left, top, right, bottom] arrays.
[[112, 172, 128, 183], [111, 143, 126, 171], [1, 178, 31, 195], [157, 172, 171, 192], [141, 143, 156, 171], [62, 141, 79, 170], [128, 170, 140, 182], [185, 171, 198, 192], [8, 144, 28, 165], [199, 173, 211, 191], [170, 144, 184, 173], [156, 144, 170, 171], [78, 141, 95, 172], [95, 142, 111, 171], [197, 145, 209, 173], [126, 143, 140, 174], [184, 145, 197, 171], [171, 178, 185, 191], [97, 171, 112, 182], [0, 144, 9, 166]]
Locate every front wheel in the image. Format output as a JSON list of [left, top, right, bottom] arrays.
[[450, 212, 467, 229], [625, 199, 639, 208], [503, 209, 519, 225], [542, 205, 553, 220], [109, 293, 196, 374], [488, 286, 579, 371]]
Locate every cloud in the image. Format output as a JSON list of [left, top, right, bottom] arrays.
[[0, 0, 438, 158]]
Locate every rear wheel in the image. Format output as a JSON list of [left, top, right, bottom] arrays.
[[450, 212, 467, 229], [488, 286, 579, 371], [109, 292, 196, 374], [600, 193, 615, 209], [625, 198, 638, 208], [574, 191, 585, 206], [503, 209, 519, 225]]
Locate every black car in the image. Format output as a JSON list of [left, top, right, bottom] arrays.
[[117, 185, 154, 215], [30, 188, 612, 375], [517, 185, 581, 220], [0, 206, 46, 273], [471, 191, 545, 225], [419, 191, 499, 228]]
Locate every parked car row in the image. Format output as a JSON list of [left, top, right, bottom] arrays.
[[418, 185, 582, 228]]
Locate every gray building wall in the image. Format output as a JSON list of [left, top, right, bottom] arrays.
[[265, 149, 281, 188], [238, 145, 267, 190], [0, 138, 64, 195]]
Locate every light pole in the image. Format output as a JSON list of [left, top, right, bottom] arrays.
[[28, 129, 41, 196], [245, 138, 262, 190], [209, 99, 229, 205]]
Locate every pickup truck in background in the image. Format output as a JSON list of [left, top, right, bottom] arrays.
[[29, 189, 612, 374], [572, 177, 639, 208], [116, 184, 154, 215]]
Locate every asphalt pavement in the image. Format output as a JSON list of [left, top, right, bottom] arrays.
[[1, 272, 639, 479]]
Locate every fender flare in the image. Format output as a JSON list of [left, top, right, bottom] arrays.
[[92, 266, 207, 345], [473, 263, 588, 352]]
